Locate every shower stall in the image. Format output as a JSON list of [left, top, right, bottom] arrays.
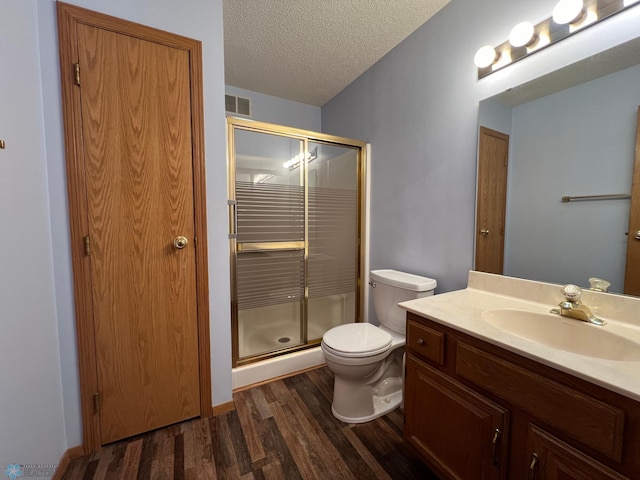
[[227, 118, 366, 367]]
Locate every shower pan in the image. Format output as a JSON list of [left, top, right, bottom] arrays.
[[227, 118, 366, 367]]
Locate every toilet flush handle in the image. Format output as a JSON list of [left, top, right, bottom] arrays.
[[368, 281, 376, 288]]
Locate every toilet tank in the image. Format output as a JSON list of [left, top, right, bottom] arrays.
[[370, 269, 437, 335]]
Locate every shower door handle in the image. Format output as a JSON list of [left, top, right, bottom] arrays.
[[228, 200, 237, 239], [236, 241, 305, 252]]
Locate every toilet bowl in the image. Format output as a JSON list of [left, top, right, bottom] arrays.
[[321, 269, 437, 423]]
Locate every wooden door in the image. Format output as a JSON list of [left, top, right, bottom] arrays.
[[58, 3, 211, 449], [405, 355, 509, 480], [624, 107, 640, 295], [476, 127, 509, 274], [526, 425, 628, 480]]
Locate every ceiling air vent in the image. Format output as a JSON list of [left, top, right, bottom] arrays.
[[225, 94, 252, 117]]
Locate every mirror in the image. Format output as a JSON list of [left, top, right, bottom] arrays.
[[477, 37, 640, 295]]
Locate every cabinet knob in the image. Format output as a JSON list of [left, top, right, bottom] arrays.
[[416, 338, 425, 345]]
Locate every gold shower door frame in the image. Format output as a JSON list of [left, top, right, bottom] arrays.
[[227, 117, 367, 367]]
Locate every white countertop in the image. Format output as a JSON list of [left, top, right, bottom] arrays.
[[399, 271, 640, 402]]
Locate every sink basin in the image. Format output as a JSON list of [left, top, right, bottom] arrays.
[[481, 308, 640, 361]]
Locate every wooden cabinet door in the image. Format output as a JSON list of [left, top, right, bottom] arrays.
[[526, 425, 629, 480], [405, 355, 509, 480]]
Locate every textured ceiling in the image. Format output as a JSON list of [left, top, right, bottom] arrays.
[[223, 0, 451, 106]]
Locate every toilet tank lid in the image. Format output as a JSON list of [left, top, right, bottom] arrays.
[[370, 269, 437, 292]]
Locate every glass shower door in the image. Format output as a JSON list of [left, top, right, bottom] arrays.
[[233, 129, 306, 362], [307, 142, 359, 341], [229, 118, 365, 366]]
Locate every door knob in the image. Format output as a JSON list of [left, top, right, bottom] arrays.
[[635, 230, 640, 241], [480, 229, 490, 236], [174, 236, 188, 249]]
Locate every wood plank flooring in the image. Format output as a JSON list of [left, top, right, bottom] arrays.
[[61, 367, 438, 479]]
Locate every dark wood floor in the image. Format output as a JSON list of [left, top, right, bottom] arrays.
[[62, 367, 438, 479]]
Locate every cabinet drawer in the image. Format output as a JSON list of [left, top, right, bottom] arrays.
[[406, 318, 445, 365]]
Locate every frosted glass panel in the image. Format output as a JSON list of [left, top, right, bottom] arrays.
[[307, 143, 359, 340], [234, 130, 304, 359], [235, 130, 303, 244], [236, 250, 304, 358]]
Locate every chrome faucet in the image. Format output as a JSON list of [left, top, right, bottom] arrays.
[[550, 284, 606, 326]]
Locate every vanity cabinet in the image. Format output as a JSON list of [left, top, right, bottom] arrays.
[[404, 312, 640, 480], [405, 356, 508, 480]]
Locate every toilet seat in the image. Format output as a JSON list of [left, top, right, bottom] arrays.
[[322, 323, 392, 358]]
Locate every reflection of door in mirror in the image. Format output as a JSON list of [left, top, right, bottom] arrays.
[[476, 127, 509, 274], [624, 107, 640, 295]]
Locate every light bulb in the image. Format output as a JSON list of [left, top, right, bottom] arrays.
[[474, 46, 498, 69], [509, 22, 536, 48], [553, 0, 584, 24]]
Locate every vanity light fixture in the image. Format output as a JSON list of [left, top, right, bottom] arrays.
[[475, 0, 639, 79], [552, 0, 585, 25], [473, 46, 499, 69], [509, 21, 537, 48]]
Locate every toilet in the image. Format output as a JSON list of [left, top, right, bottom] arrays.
[[321, 269, 437, 423]]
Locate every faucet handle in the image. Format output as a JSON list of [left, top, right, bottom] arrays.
[[561, 284, 582, 303], [589, 277, 610, 293]]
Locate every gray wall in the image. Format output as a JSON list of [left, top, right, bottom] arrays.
[[0, 0, 66, 465], [321, 0, 640, 321], [226, 85, 322, 132], [477, 100, 513, 136], [505, 64, 640, 292]]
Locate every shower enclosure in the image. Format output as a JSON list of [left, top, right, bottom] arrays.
[[227, 118, 366, 366]]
